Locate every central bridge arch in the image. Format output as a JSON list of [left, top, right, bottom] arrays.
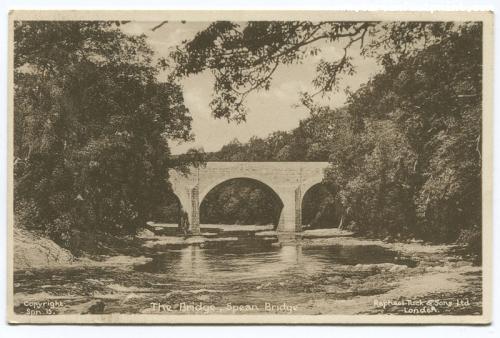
[[198, 174, 281, 204], [199, 177, 284, 226], [168, 162, 329, 234]]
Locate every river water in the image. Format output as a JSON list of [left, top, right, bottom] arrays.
[[137, 238, 402, 280], [14, 233, 422, 315]]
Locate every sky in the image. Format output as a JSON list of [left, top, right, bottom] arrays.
[[120, 21, 381, 154]]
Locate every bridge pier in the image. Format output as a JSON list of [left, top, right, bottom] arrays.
[[277, 187, 302, 232], [189, 185, 201, 235]]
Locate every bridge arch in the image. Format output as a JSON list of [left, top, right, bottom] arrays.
[[169, 186, 191, 216], [199, 175, 283, 203], [300, 181, 340, 229], [199, 177, 284, 226], [299, 177, 324, 206]]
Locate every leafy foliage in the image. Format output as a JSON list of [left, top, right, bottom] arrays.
[[198, 22, 482, 244], [324, 23, 482, 242], [14, 22, 193, 251], [172, 21, 456, 122]]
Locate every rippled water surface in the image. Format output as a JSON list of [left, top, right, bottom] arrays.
[[14, 234, 413, 315], [136, 239, 402, 282]]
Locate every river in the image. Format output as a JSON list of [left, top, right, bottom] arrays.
[[13, 229, 482, 316]]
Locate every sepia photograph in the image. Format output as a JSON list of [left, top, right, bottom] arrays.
[[7, 11, 493, 324]]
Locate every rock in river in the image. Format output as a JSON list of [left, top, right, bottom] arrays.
[[83, 300, 105, 314]]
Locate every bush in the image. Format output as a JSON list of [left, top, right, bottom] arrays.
[[456, 226, 482, 259], [14, 199, 41, 230], [45, 213, 73, 249]]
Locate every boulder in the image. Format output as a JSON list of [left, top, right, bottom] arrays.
[[137, 228, 156, 238], [83, 300, 105, 314], [14, 228, 74, 270], [327, 276, 344, 283]]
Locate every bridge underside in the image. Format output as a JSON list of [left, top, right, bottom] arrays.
[[168, 162, 330, 234]]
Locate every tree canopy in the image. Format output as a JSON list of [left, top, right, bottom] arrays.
[[14, 21, 193, 251], [171, 21, 459, 122]]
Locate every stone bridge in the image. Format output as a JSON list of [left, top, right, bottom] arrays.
[[168, 162, 330, 234]]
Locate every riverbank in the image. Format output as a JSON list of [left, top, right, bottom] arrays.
[[296, 236, 482, 315], [14, 228, 75, 270]]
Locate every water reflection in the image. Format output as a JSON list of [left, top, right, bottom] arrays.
[[178, 245, 209, 278], [279, 244, 302, 266], [165, 241, 319, 282], [138, 237, 403, 285]]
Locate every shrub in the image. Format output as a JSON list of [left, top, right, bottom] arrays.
[[456, 226, 482, 260]]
